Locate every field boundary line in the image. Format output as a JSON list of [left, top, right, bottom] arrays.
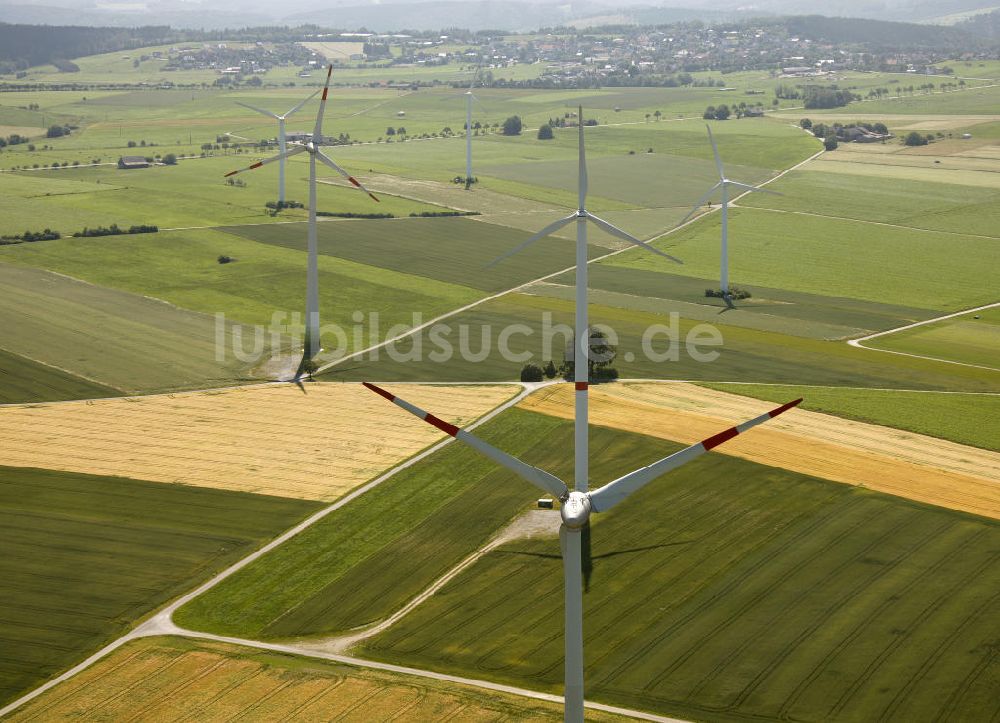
[[313, 148, 826, 377], [734, 205, 1000, 241], [846, 301, 1000, 370]]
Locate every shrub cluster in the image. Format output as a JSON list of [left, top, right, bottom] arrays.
[[73, 223, 158, 237], [408, 210, 480, 217], [705, 287, 752, 300], [315, 211, 395, 219], [0, 228, 60, 244]]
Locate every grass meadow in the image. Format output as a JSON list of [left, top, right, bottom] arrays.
[[0, 466, 320, 707], [867, 307, 1000, 369], [225, 215, 605, 293], [0, 263, 260, 394], [5, 636, 623, 722], [0, 227, 481, 356], [700, 382, 1000, 452], [326, 293, 999, 393], [0, 348, 119, 404], [359, 420, 1000, 723], [738, 167, 1000, 238], [619, 208, 1000, 311]]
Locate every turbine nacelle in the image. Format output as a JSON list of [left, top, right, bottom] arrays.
[[560, 491, 592, 529]]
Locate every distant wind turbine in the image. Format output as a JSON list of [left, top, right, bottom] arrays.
[[462, 54, 489, 189], [678, 125, 780, 307], [235, 89, 318, 204], [224, 65, 379, 374]]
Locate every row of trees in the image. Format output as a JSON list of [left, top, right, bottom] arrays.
[[0, 228, 60, 245], [72, 224, 158, 237]]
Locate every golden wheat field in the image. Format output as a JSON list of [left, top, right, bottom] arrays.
[[519, 383, 1000, 520], [5, 637, 628, 722], [0, 383, 518, 501]]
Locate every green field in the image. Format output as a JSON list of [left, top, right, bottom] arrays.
[[0, 156, 441, 237], [0, 228, 482, 359], [224, 215, 606, 293], [174, 408, 556, 639], [0, 465, 320, 707], [359, 423, 1000, 722], [0, 263, 261, 394], [619, 208, 1000, 311], [0, 348, 119, 404], [549, 265, 937, 335], [867, 307, 1000, 369], [325, 293, 999, 393], [701, 383, 1000, 451], [738, 168, 1000, 238]]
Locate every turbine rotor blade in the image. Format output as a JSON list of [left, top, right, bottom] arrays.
[[313, 64, 334, 142], [223, 144, 306, 178], [676, 181, 723, 227], [484, 213, 577, 268], [589, 398, 803, 512], [363, 382, 569, 499], [585, 212, 683, 265], [316, 151, 380, 202], [727, 180, 782, 196], [284, 89, 320, 119], [706, 123, 725, 180], [235, 101, 280, 119]]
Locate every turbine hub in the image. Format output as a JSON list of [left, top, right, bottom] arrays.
[[560, 490, 591, 529]]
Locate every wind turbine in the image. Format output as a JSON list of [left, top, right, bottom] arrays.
[[235, 89, 318, 205], [488, 106, 681, 493], [224, 65, 380, 371], [462, 55, 487, 189], [362, 384, 801, 721], [677, 124, 780, 308]]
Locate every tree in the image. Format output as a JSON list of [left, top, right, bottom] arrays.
[[543, 360, 557, 379], [385, 127, 395, 136], [654, 110, 662, 121], [904, 131, 928, 146], [162, 153, 177, 165], [502, 115, 522, 136], [300, 358, 319, 381], [714, 104, 731, 120], [703, 105, 716, 120], [799, 118, 812, 129], [520, 363, 543, 382], [823, 136, 838, 151], [537, 123, 554, 140]]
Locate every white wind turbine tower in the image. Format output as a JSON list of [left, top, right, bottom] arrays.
[[362, 384, 801, 723], [235, 89, 318, 205], [677, 124, 780, 308], [224, 65, 380, 370], [366, 108, 803, 722], [462, 55, 486, 189]]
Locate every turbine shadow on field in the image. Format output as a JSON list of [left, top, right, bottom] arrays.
[[496, 539, 693, 561]]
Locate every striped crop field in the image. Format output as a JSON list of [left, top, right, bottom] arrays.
[[518, 383, 1000, 520], [0, 382, 518, 501], [4, 637, 629, 722]]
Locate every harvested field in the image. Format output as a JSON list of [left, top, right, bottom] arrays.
[[4, 636, 623, 722], [519, 383, 1000, 519], [0, 382, 517, 501]]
